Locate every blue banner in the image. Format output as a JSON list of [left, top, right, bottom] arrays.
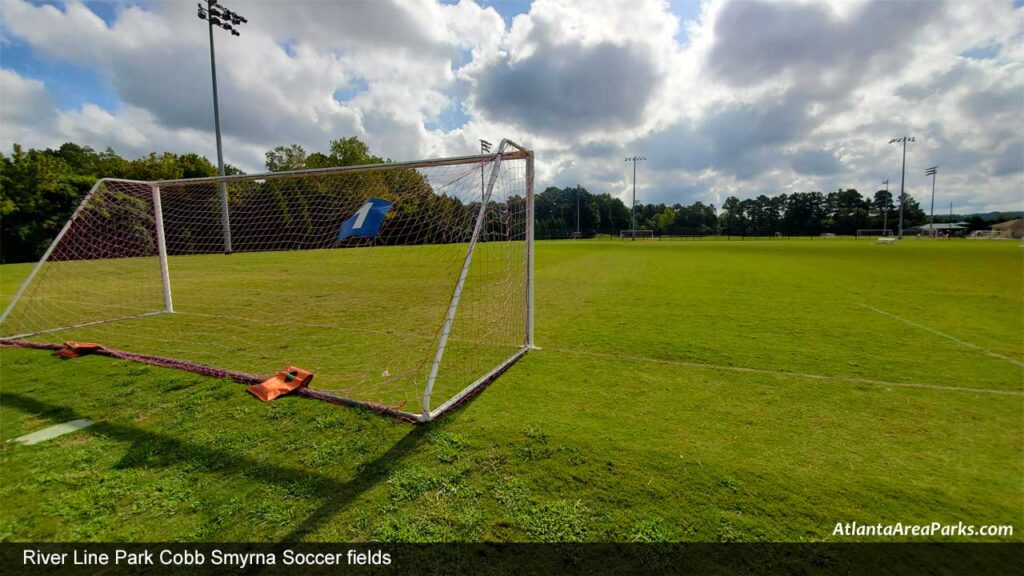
[[337, 198, 392, 241]]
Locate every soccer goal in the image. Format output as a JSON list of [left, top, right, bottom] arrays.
[[619, 229, 654, 240], [0, 139, 535, 422], [856, 229, 893, 239], [967, 230, 1010, 240]]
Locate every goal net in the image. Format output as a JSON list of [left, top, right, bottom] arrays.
[[967, 230, 1010, 239], [0, 139, 535, 422], [856, 229, 893, 238], [619, 229, 654, 239]]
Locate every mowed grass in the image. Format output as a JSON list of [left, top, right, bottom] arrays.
[[0, 242, 526, 414], [0, 239, 1021, 542]]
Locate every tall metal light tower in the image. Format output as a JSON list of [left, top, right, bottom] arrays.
[[198, 0, 247, 254], [926, 166, 938, 234], [888, 136, 914, 239], [624, 156, 645, 240], [881, 179, 889, 235], [576, 183, 581, 239]]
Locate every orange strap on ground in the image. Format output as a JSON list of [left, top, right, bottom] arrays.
[[54, 341, 105, 359], [247, 366, 314, 402]]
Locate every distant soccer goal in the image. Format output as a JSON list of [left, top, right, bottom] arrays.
[[0, 139, 535, 422], [967, 230, 1010, 240], [856, 229, 894, 239], [619, 229, 655, 240]]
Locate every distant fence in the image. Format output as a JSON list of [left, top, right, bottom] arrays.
[[545, 233, 865, 241], [652, 234, 855, 241], [545, 231, 985, 242]]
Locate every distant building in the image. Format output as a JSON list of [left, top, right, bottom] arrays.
[[905, 223, 967, 237], [991, 219, 1024, 239]]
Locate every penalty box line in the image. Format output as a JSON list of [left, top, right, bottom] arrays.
[[858, 303, 1024, 370], [552, 347, 1024, 397]]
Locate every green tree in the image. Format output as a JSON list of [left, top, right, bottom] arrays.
[[265, 144, 307, 172], [900, 195, 927, 227], [0, 144, 94, 263], [177, 153, 219, 178], [652, 207, 675, 233], [328, 137, 385, 166]]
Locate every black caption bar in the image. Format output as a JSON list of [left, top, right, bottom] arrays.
[[1, 543, 1020, 575]]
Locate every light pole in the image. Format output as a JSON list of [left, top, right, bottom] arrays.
[[198, 0, 246, 254], [624, 156, 645, 240], [888, 136, 914, 239], [576, 183, 581, 239], [881, 179, 889, 235], [926, 166, 938, 236]]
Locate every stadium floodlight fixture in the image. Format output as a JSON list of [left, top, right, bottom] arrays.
[[625, 156, 646, 240], [888, 136, 914, 239], [198, 0, 248, 253], [926, 166, 938, 231]]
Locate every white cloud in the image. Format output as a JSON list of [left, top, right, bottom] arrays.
[[0, 68, 57, 148], [0, 0, 1021, 212]]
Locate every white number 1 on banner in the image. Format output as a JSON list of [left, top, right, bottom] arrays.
[[353, 201, 373, 229]]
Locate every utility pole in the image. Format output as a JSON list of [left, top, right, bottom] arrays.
[[624, 156, 645, 240], [889, 137, 914, 239], [198, 0, 246, 254], [926, 166, 938, 236], [881, 179, 889, 235]]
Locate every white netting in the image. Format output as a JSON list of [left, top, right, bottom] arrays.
[[1, 150, 531, 418], [856, 229, 894, 238], [619, 229, 655, 239]]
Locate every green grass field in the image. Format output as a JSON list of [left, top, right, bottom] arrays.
[[1, 239, 1021, 542]]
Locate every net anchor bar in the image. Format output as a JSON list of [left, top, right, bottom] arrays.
[[0, 311, 170, 341], [427, 345, 529, 421]]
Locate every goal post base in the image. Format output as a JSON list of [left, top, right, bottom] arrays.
[[423, 344, 530, 422]]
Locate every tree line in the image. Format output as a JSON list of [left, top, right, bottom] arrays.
[[534, 186, 936, 238], [0, 143, 249, 264], [0, 139, 1004, 263], [0, 138, 490, 263]]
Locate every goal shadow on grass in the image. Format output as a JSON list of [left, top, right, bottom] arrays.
[[0, 392, 431, 541]]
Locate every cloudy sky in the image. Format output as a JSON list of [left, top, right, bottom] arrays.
[[1, 0, 1022, 212]]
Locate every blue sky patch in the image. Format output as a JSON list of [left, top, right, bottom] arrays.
[[1, 40, 120, 111], [961, 46, 999, 60], [333, 78, 369, 103]]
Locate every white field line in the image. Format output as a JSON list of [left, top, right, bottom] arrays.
[[858, 303, 1024, 369], [552, 347, 1024, 397]]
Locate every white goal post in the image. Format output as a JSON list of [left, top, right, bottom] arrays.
[[619, 229, 655, 239], [856, 229, 894, 238], [0, 139, 535, 423]]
